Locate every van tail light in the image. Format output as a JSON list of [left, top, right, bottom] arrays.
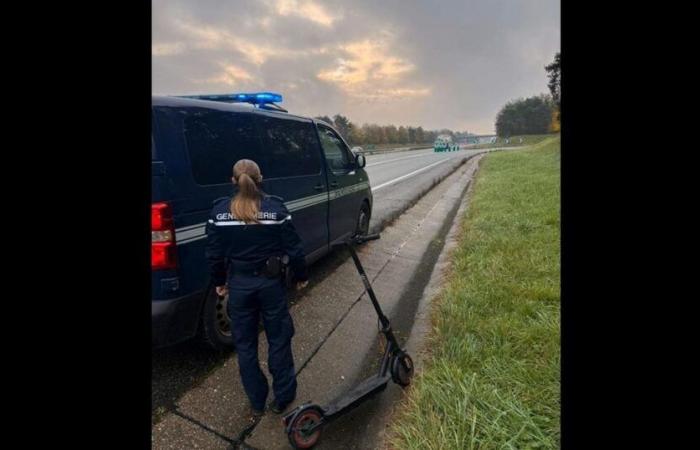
[[152, 202, 177, 270]]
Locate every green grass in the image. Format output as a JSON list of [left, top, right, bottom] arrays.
[[388, 137, 560, 449]]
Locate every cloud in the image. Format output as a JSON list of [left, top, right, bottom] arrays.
[[152, 0, 560, 133], [197, 63, 254, 87], [353, 87, 432, 101], [171, 18, 332, 66], [272, 0, 340, 27], [172, 20, 276, 65], [317, 36, 430, 100], [152, 42, 186, 56]]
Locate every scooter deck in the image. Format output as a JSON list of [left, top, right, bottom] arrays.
[[322, 373, 391, 418]]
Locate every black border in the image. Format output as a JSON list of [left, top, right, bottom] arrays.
[[30, 2, 153, 447], [560, 1, 657, 447], [27, 0, 668, 447]]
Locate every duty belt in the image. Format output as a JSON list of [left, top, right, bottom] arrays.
[[229, 262, 265, 277], [230, 255, 288, 278]]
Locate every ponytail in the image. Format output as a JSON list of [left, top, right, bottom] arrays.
[[231, 159, 263, 223]]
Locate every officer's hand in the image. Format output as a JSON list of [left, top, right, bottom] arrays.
[[296, 281, 309, 291], [216, 285, 228, 297]]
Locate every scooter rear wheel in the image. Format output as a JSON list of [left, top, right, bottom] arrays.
[[391, 352, 414, 387], [287, 406, 323, 449]]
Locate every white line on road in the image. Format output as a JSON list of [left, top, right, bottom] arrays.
[[371, 157, 456, 192], [366, 150, 437, 167]]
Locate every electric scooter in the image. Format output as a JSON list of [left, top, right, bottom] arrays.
[[282, 233, 415, 449]]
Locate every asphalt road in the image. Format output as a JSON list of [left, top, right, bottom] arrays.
[[365, 147, 471, 191], [151, 146, 485, 427]]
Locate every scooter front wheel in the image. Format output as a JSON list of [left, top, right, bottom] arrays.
[[287, 406, 323, 449], [391, 352, 414, 387]]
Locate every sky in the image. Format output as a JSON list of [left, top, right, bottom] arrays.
[[152, 0, 560, 134]]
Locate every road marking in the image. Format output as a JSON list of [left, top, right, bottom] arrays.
[[366, 151, 438, 167], [371, 157, 456, 192]]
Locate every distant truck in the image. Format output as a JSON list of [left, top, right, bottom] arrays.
[[433, 134, 459, 152]]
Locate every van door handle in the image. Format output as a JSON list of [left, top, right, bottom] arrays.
[[330, 181, 339, 188], [313, 183, 325, 191]]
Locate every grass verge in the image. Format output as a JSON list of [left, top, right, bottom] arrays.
[[388, 137, 560, 449]]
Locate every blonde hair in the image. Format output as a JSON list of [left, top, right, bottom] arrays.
[[231, 159, 263, 224]]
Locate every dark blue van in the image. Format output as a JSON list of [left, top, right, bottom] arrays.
[[152, 94, 373, 350]]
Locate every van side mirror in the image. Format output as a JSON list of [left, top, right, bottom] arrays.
[[355, 153, 366, 169]]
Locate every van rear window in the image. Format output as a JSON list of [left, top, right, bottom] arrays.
[[184, 109, 263, 185]]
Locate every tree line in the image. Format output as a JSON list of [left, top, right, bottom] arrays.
[[494, 52, 561, 137], [314, 114, 472, 147]]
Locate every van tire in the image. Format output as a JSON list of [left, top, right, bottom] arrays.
[[355, 202, 371, 238], [199, 286, 235, 352]]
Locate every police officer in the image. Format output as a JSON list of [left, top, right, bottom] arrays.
[[205, 159, 309, 418]]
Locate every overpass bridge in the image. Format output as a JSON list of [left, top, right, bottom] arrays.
[[458, 134, 497, 145]]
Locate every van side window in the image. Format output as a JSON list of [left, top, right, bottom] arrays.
[[258, 116, 322, 178], [183, 109, 264, 186], [318, 125, 352, 173]]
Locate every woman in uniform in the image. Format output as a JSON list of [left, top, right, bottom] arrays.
[[206, 159, 309, 418]]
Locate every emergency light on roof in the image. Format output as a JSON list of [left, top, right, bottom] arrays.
[[178, 92, 285, 110], [232, 92, 283, 104]]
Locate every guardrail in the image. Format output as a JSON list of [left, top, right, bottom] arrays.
[[355, 145, 433, 156]]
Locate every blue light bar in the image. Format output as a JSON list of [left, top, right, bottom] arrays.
[[233, 92, 283, 104], [180, 92, 283, 105]]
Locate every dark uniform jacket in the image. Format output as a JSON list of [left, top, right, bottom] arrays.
[[205, 191, 309, 287]]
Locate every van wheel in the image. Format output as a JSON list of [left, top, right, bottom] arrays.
[[355, 203, 370, 238], [200, 287, 234, 352]]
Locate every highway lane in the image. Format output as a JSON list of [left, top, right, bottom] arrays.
[[365, 147, 483, 192]]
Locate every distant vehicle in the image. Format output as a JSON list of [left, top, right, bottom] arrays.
[[433, 134, 459, 152]]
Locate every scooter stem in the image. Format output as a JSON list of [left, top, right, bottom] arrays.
[[345, 242, 402, 350]]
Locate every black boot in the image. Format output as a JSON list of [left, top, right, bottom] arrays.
[[269, 399, 292, 414]]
